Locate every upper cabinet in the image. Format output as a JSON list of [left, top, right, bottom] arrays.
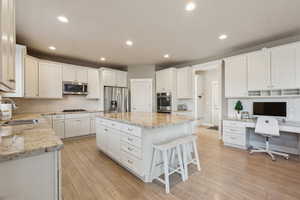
[[270, 43, 296, 89], [87, 69, 100, 99], [62, 65, 88, 83], [24, 56, 39, 98], [38, 61, 62, 98], [156, 68, 177, 93], [225, 55, 248, 98], [177, 66, 192, 99], [101, 68, 127, 87], [247, 49, 271, 91], [0, 0, 16, 91], [296, 43, 300, 88]]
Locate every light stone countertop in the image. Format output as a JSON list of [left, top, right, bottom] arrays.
[[0, 113, 63, 163], [96, 112, 194, 129]]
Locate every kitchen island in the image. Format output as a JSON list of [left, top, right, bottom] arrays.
[[0, 113, 63, 200], [95, 112, 194, 182]]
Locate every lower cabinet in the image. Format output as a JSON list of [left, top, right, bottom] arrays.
[[53, 119, 65, 139], [90, 118, 96, 133], [96, 118, 143, 176], [222, 120, 247, 149], [65, 117, 90, 138]]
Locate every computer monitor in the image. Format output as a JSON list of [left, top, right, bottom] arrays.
[[253, 102, 287, 117]]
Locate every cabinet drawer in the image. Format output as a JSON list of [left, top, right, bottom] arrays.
[[121, 151, 143, 176], [223, 120, 245, 128], [103, 120, 121, 130], [65, 113, 90, 119], [122, 124, 142, 137], [223, 126, 245, 135], [121, 142, 142, 159], [223, 132, 246, 146], [52, 114, 65, 120], [121, 134, 142, 148]]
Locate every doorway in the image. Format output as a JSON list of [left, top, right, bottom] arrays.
[[130, 79, 153, 112], [211, 81, 220, 129]]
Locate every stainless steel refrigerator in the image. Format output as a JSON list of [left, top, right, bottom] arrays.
[[104, 86, 129, 113]]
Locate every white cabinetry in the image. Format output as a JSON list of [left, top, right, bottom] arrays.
[[0, 0, 16, 91], [296, 43, 300, 88], [62, 65, 88, 83], [65, 114, 90, 138], [39, 61, 62, 98], [156, 68, 176, 93], [177, 66, 192, 99], [223, 120, 247, 149], [52, 115, 65, 139], [270, 43, 296, 89], [101, 68, 127, 87], [225, 55, 248, 98], [24, 56, 39, 98], [87, 69, 100, 99], [247, 50, 271, 91]]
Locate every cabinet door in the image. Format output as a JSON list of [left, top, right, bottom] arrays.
[[247, 50, 270, 91], [115, 71, 127, 87], [62, 65, 76, 82], [107, 128, 120, 160], [24, 56, 39, 97], [156, 71, 164, 92], [271, 44, 296, 89], [39, 61, 62, 98], [96, 122, 107, 151], [102, 69, 115, 86], [225, 55, 248, 97], [53, 120, 65, 139], [76, 68, 88, 83], [177, 67, 192, 99], [295, 43, 300, 87], [87, 69, 100, 99], [90, 118, 96, 133]]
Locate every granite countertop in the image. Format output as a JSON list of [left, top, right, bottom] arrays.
[[96, 112, 194, 129], [0, 113, 63, 163], [41, 110, 104, 116]]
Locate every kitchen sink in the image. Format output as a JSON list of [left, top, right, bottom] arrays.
[[2, 119, 38, 126]]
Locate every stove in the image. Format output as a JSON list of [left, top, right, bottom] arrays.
[[62, 109, 87, 112]]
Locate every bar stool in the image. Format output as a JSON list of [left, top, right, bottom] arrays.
[[150, 139, 185, 194], [180, 135, 201, 180]]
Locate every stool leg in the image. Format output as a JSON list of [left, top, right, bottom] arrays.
[[192, 140, 201, 171], [162, 150, 170, 194], [176, 145, 185, 182], [182, 143, 189, 181], [150, 149, 158, 181]]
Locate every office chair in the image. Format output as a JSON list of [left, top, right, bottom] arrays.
[[250, 117, 289, 161]]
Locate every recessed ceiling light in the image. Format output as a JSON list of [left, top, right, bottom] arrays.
[[48, 46, 56, 50], [126, 40, 133, 46], [57, 16, 69, 23], [218, 34, 228, 40], [185, 2, 196, 11], [100, 57, 106, 61], [164, 54, 170, 58]]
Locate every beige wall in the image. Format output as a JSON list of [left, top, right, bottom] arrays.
[[13, 95, 99, 114]]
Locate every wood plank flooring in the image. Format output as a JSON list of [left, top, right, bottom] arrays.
[[61, 127, 300, 200]]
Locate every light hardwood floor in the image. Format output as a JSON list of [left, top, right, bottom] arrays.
[[61, 127, 300, 200]]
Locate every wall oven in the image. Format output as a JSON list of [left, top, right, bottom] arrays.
[[157, 92, 172, 113], [63, 82, 88, 95]]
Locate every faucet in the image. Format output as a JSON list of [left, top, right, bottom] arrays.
[[1, 98, 18, 110]]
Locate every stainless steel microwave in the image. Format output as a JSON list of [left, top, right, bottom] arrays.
[[63, 82, 88, 95]]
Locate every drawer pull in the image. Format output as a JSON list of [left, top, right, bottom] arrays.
[[127, 128, 133, 131], [127, 147, 133, 151], [104, 128, 108, 132], [127, 137, 133, 141]]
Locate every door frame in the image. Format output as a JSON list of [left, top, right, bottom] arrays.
[[211, 80, 220, 126], [192, 60, 223, 139], [130, 79, 153, 112]]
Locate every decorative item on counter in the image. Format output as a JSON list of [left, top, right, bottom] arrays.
[[0, 104, 12, 120], [241, 111, 250, 119], [234, 100, 243, 119]]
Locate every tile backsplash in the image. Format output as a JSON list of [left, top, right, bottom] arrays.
[[228, 98, 300, 122], [13, 95, 100, 114]]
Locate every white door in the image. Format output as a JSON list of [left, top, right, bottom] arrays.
[[130, 79, 152, 112], [211, 81, 220, 126]]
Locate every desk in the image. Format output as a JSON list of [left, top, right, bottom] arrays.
[[222, 118, 300, 155]]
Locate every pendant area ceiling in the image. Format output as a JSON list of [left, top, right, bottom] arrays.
[[16, 0, 300, 67]]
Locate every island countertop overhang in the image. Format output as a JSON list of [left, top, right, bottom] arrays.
[[95, 112, 194, 129]]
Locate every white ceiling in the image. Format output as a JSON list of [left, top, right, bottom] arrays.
[[16, 0, 300, 67]]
